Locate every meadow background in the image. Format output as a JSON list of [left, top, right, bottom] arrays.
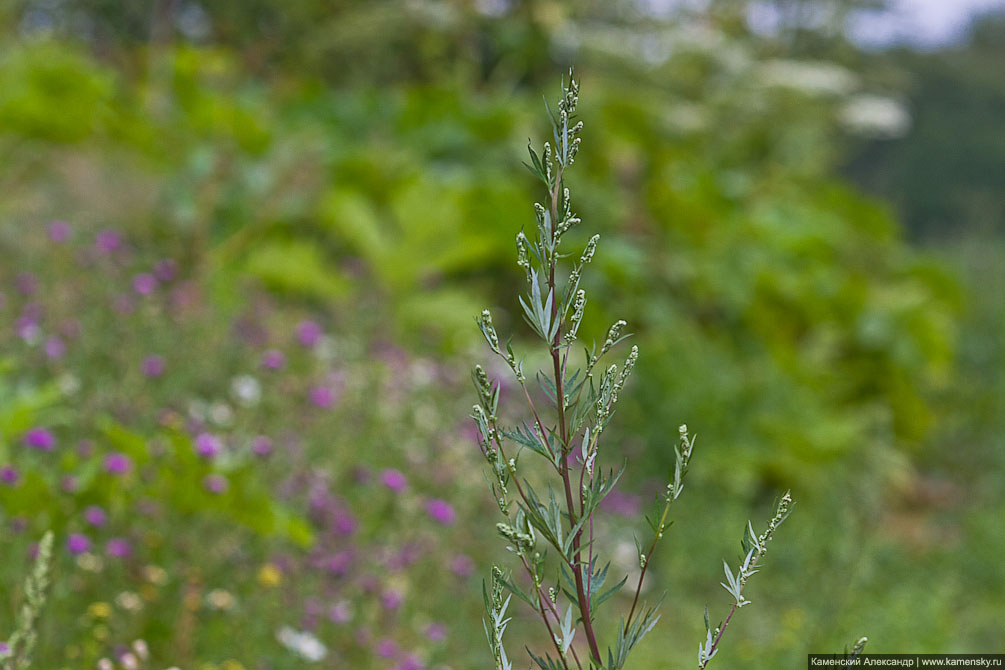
[[1, 0, 1003, 668]]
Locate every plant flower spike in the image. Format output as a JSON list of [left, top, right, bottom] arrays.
[[471, 71, 866, 670]]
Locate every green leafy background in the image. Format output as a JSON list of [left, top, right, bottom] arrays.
[[0, 0, 1002, 668]]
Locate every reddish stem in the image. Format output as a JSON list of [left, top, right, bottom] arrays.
[[549, 175, 603, 666]]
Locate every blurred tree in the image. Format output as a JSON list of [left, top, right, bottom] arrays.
[[842, 11, 1005, 238]]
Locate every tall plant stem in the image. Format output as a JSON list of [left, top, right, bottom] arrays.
[[624, 500, 671, 629], [549, 176, 603, 666]]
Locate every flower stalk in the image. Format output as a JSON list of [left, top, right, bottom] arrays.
[[472, 70, 806, 670]]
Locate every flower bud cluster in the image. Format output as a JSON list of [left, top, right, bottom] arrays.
[[601, 320, 627, 358], [496, 523, 535, 554], [580, 234, 600, 265], [478, 310, 523, 382], [757, 491, 792, 551], [667, 424, 695, 503], [565, 289, 586, 343], [516, 231, 531, 277]]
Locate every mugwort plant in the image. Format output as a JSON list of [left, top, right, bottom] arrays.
[[471, 71, 814, 670], [1, 531, 53, 670]]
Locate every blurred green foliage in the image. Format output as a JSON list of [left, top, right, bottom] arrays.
[[844, 13, 1005, 238], [0, 0, 1001, 667]]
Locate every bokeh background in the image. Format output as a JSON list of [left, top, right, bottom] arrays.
[[1, 0, 1003, 668]]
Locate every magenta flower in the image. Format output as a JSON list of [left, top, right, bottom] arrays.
[[0, 641, 9, 655], [104, 452, 132, 475], [24, 427, 55, 451], [16, 273, 37, 295], [333, 510, 358, 536], [425, 622, 447, 642], [203, 474, 228, 494], [45, 336, 66, 359], [16, 316, 40, 344], [133, 273, 157, 295], [84, 505, 107, 527], [95, 229, 121, 253], [260, 349, 286, 370], [0, 466, 19, 485], [141, 355, 165, 377], [425, 499, 456, 525], [251, 435, 273, 457], [66, 533, 91, 555], [329, 601, 352, 624], [154, 259, 177, 281], [309, 385, 335, 408], [194, 433, 222, 459], [48, 221, 72, 242], [396, 654, 426, 670], [600, 489, 642, 518], [61, 475, 78, 492], [380, 588, 404, 611], [106, 538, 132, 558], [375, 639, 398, 659], [449, 554, 475, 577], [296, 320, 323, 347], [324, 551, 353, 576], [380, 468, 407, 493]]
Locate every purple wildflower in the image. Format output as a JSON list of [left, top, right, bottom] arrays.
[[329, 601, 352, 624], [296, 320, 323, 347], [141, 355, 165, 377], [324, 551, 353, 576], [449, 554, 475, 577], [24, 427, 55, 451], [333, 510, 358, 536], [375, 639, 398, 659], [16, 273, 37, 295], [61, 475, 78, 492], [45, 336, 66, 359], [153, 259, 177, 281], [194, 433, 222, 459], [104, 452, 132, 475], [106, 538, 132, 558], [132, 273, 157, 295], [380, 468, 407, 493], [251, 435, 273, 457], [308, 385, 335, 408], [425, 499, 456, 525], [0, 466, 19, 485], [600, 489, 642, 517], [425, 622, 447, 642], [48, 220, 72, 242], [16, 316, 41, 344], [66, 533, 91, 555], [84, 505, 107, 527], [396, 654, 426, 670], [95, 229, 121, 253], [260, 349, 286, 370], [203, 474, 228, 494], [0, 641, 9, 655], [380, 588, 404, 611]]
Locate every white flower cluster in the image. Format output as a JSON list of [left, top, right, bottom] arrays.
[[276, 626, 328, 662]]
